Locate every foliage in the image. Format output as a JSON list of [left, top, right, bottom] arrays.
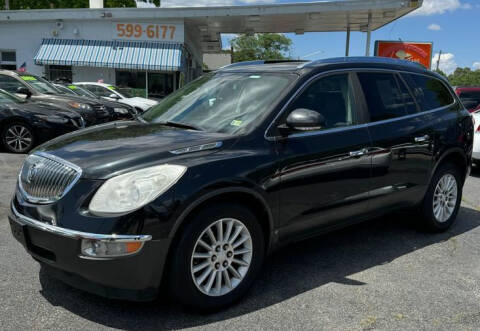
[[447, 67, 480, 87], [1, 0, 138, 9], [230, 33, 292, 63]]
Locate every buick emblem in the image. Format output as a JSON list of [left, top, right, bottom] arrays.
[[26, 163, 40, 184]]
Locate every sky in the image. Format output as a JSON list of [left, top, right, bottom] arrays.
[[162, 0, 480, 75]]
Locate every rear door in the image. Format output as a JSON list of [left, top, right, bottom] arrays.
[[357, 71, 434, 212]]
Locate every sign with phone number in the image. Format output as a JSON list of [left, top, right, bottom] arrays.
[[113, 23, 184, 43]]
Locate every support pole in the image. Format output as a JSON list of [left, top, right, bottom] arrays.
[[345, 25, 351, 57], [145, 71, 149, 98], [365, 12, 372, 56]]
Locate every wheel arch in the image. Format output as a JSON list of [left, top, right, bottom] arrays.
[[431, 147, 468, 184], [169, 187, 275, 254]]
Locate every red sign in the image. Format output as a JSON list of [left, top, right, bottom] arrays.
[[374, 41, 433, 69]]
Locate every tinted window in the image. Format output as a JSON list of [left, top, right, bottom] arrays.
[[357, 72, 407, 122], [287, 73, 356, 130], [402, 73, 454, 111], [0, 75, 24, 93]]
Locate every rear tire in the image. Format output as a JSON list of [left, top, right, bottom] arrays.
[[168, 202, 265, 311], [421, 163, 463, 232], [1, 122, 35, 153]]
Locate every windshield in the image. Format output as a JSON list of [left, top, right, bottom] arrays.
[[142, 73, 296, 134], [70, 85, 98, 99], [116, 87, 133, 98], [0, 89, 26, 103], [55, 85, 76, 95], [21, 75, 61, 94]]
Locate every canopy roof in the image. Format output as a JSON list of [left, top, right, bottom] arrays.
[[0, 1, 423, 53]]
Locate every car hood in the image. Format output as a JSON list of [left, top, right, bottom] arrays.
[[35, 94, 101, 106], [34, 121, 230, 179], [130, 97, 158, 106], [2, 101, 80, 118], [22, 101, 81, 118]]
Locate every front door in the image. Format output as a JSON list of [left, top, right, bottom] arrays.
[[275, 72, 372, 242]]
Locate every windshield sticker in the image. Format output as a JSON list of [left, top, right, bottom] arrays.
[[68, 85, 78, 90], [231, 120, 242, 127], [21, 76, 37, 81], [108, 85, 116, 90]]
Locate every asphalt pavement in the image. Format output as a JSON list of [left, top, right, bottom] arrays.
[[1, 153, 480, 330]]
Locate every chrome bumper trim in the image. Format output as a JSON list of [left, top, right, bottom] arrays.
[[10, 203, 152, 242]]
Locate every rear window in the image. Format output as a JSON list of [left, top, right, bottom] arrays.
[[357, 72, 408, 122], [401, 73, 454, 111]]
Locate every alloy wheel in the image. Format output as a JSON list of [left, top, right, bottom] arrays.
[[433, 173, 458, 223], [4, 124, 33, 153], [191, 218, 253, 297]]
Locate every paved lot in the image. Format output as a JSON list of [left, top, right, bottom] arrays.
[[1, 152, 480, 330]]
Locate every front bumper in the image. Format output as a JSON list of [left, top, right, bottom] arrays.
[[8, 202, 170, 301]]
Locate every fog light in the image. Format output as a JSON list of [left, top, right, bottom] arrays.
[[81, 239, 144, 258]]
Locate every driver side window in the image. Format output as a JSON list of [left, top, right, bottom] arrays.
[[0, 75, 24, 94], [287, 73, 356, 130]]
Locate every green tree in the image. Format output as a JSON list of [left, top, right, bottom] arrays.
[[448, 67, 480, 86], [230, 33, 292, 63]]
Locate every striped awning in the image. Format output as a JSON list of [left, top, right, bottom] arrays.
[[34, 39, 184, 71]]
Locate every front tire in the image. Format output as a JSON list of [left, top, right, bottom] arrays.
[[1, 122, 35, 153], [421, 163, 463, 232], [168, 203, 265, 311]]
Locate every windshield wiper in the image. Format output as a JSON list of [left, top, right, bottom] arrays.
[[158, 121, 203, 131]]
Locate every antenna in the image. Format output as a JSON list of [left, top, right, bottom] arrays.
[[436, 50, 442, 71]]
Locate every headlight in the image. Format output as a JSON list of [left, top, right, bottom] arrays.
[[89, 164, 187, 216], [36, 114, 69, 124], [68, 101, 92, 111], [113, 107, 128, 114]]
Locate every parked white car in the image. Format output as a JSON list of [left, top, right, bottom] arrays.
[[74, 82, 158, 112], [472, 111, 480, 165]]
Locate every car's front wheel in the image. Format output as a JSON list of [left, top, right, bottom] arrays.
[[421, 163, 463, 232], [168, 202, 265, 311], [1, 122, 35, 153]]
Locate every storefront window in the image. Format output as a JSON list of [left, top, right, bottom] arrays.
[[46, 65, 72, 83], [148, 72, 174, 99], [116, 70, 175, 99], [0, 50, 16, 70]]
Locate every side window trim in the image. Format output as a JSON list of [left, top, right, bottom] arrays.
[[399, 72, 457, 112], [264, 68, 458, 141]]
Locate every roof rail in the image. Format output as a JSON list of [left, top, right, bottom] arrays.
[[304, 56, 427, 70], [220, 59, 309, 70]]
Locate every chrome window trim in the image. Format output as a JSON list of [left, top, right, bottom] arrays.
[[10, 203, 152, 242], [18, 151, 83, 204], [264, 68, 458, 141]]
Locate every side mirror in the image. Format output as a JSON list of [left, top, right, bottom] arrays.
[[279, 108, 325, 135], [109, 93, 120, 99], [16, 86, 32, 99]]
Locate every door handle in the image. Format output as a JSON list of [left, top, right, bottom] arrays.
[[414, 134, 430, 143], [349, 148, 368, 157]]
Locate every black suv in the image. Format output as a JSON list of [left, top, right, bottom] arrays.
[[0, 70, 114, 125], [8, 57, 473, 310]]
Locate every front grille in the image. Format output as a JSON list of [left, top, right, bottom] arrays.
[[18, 153, 82, 204], [92, 105, 110, 117]]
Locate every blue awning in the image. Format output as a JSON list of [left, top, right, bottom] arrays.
[[34, 39, 184, 71]]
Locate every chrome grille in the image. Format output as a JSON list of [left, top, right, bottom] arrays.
[[18, 153, 82, 204]]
